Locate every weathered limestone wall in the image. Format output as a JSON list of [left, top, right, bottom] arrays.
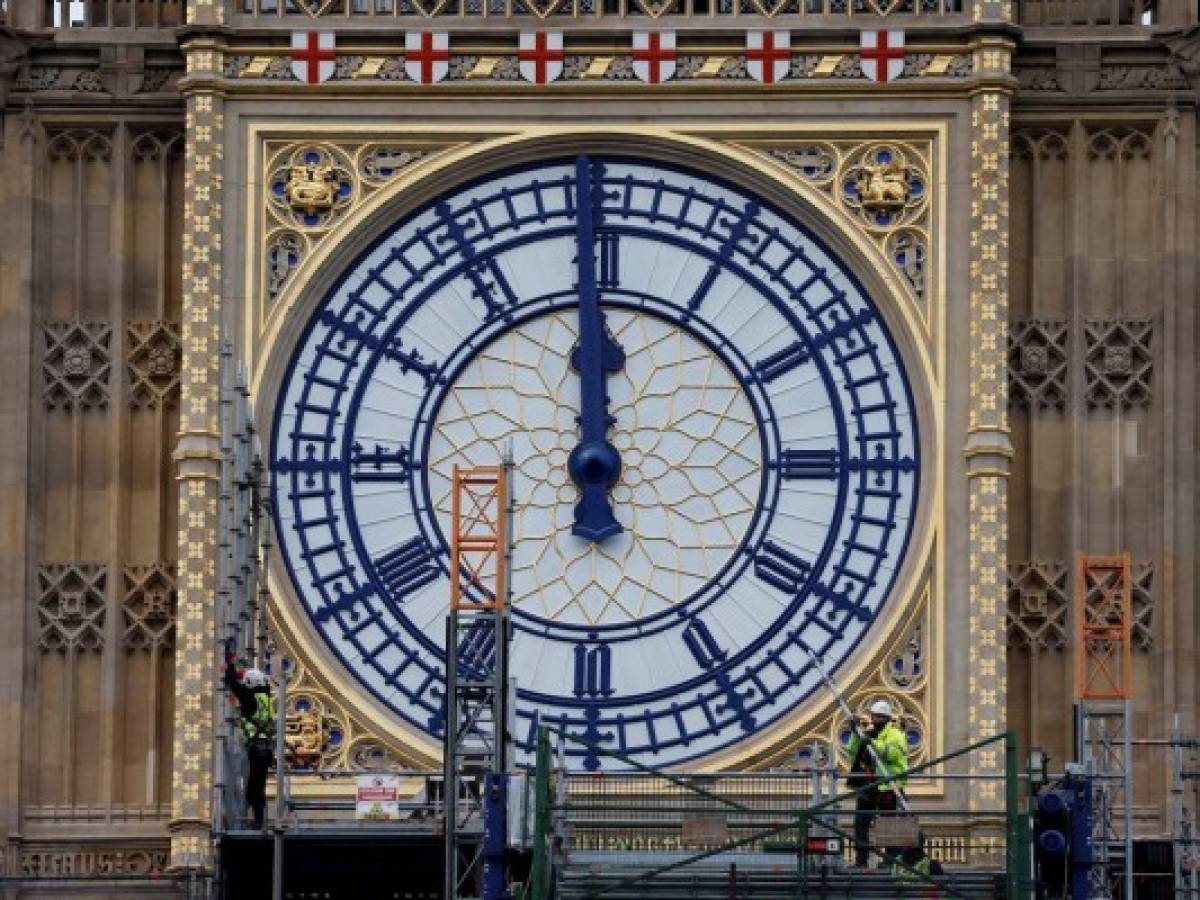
[[0, 78, 186, 890], [1008, 33, 1199, 831]]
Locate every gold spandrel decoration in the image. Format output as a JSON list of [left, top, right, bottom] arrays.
[[261, 140, 454, 305], [285, 710, 328, 769], [275, 640, 430, 772], [843, 145, 927, 229], [269, 145, 355, 231], [285, 162, 340, 217], [745, 139, 934, 326]]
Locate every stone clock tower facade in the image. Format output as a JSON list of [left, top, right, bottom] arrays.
[[0, 0, 1196, 893]]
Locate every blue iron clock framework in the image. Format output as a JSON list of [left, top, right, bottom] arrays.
[[270, 154, 922, 770]]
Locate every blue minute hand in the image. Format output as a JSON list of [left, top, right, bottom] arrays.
[[568, 156, 625, 543]]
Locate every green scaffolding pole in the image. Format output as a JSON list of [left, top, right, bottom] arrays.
[[1005, 731, 1032, 900], [529, 727, 552, 900]]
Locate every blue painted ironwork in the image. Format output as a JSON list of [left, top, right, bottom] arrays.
[[566, 155, 625, 543], [269, 156, 922, 769], [349, 441, 415, 483], [774, 447, 840, 480]]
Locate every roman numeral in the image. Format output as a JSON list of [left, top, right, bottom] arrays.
[[682, 618, 727, 671], [318, 309, 441, 387], [774, 448, 839, 480], [754, 540, 812, 595], [464, 258, 518, 321], [457, 619, 497, 681], [375, 536, 439, 604], [754, 341, 810, 384], [573, 644, 613, 698], [847, 442, 918, 486], [598, 232, 620, 289]]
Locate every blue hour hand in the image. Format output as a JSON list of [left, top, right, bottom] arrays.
[[568, 156, 624, 543]]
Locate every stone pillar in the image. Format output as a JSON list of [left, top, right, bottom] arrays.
[[168, 35, 225, 873], [965, 18, 1014, 825], [0, 100, 39, 878]]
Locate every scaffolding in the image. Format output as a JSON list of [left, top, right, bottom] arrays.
[[444, 461, 514, 900], [198, 362, 1200, 900], [211, 342, 286, 898], [1169, 728, 1200, 897], [1074, 554, 1134, 900]]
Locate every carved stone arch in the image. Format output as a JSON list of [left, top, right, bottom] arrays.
[[1010, 128, 1069, 162], [129, 128, 183, 164], [45, 128, 113, 163], [1086, 126, 1153, 162]]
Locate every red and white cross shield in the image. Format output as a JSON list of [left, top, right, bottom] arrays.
[[405, 31, 450, 85], [632, 31, 676, 84], [290, 31, 336, 85], [518, 31, 564, 85], [860, 29, 905, 84], [746, 30, 790, 85]]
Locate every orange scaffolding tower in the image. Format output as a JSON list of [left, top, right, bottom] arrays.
[[450, 464, 509, 612], [1075, 553, 1133, 703], [444, 462, 512, 900]]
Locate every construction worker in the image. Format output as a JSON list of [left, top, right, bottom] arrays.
[[223, 650, 276, 829], [846, 698, 909, 867]]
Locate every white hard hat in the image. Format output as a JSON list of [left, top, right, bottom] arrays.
[[869, 699, 893, 718], [242, 668, 267, 689]]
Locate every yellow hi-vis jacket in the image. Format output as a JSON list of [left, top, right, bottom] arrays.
[[847, 722, 909, 792], [240, 691, 276, 742]]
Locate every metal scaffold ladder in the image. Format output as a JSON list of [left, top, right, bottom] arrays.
[[1074, 554, 1134, 900], [209, 342, 289, 900]]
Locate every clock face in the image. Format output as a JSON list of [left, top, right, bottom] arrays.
[[270, 155, 920, 770]]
